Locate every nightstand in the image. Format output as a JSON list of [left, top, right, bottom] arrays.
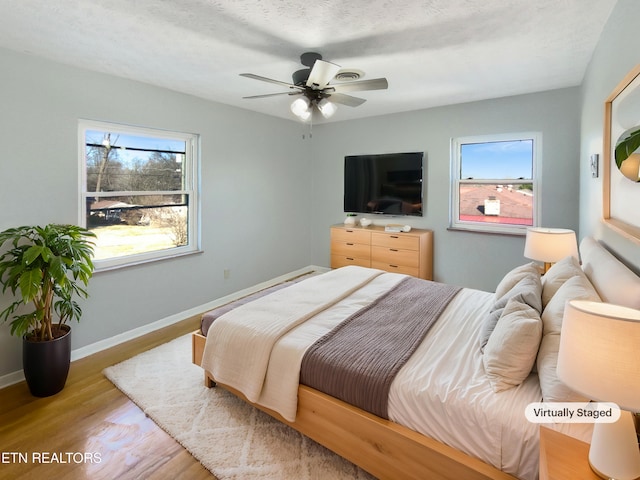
[[539, 426, 600, 479]]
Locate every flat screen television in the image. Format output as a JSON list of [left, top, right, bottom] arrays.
[[344, 152, 424, 216]]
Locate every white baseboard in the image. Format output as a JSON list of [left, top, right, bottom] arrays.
[[0, 265, 329, 390], [0, 370, 26, 389]]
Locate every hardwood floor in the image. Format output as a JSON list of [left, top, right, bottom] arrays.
[[0, 316, 215, 479]]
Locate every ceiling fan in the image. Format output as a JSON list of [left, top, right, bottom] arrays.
[[240, 52, 388, 120]]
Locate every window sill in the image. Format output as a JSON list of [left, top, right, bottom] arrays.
[[447, 225, 527, 237], [94, 249, 204, 273]]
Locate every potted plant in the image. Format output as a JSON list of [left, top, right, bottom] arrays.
[[0, 224, 95, 397]]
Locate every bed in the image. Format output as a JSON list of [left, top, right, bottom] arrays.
[[191, 236, 640, 480]]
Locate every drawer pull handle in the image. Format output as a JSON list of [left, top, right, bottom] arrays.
[[390, 264, 399, 268], [390, 248, 398, 252], [390, 235, 399, 239], [347, 243, 354, 246], [347, 257, 354, 261]]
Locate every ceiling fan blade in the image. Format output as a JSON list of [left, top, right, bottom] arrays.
[[242, 91, 302, 99], [306, 60, 341, 90], [329, 93, 367, 107], [240, 73, 303, 91], [329, 78, 389, 93]]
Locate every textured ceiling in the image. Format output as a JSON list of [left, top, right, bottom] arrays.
[[0, 0, 618, 123]]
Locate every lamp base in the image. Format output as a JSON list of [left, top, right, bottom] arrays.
[[589, 410, 640, 480]]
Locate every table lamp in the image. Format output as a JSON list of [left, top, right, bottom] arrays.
[[523, 227, 579, 272], [557, 300, 640, 480]]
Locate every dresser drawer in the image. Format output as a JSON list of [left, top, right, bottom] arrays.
[[332, 255, 371, 269], [330, 224, 433, 281], [332, 241, 370, 259], [371, 232, 419, 251], [371, 261, 419, 277], [331, 227, 371, 244], [371, 245, 420, 268]]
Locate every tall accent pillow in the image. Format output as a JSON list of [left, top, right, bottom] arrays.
[[541, 255, 584, 308], [483, 298, 542, 393], [537, 275, 601, 402], [541, 274, 601, 336]]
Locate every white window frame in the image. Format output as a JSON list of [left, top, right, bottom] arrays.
[[449, 132, 541, 235], [79, 120, 201, 271]]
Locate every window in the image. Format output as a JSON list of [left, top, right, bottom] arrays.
[[450, 132, 540, 235], [80, 120, 200, 270]]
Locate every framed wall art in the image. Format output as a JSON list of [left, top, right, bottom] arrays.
[[603, 63, 640, 243]]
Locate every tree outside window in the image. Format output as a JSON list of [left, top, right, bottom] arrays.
[[80, 121, 199, 270]]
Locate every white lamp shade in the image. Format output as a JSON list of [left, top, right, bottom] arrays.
[[523, 227, 578, 263], [317, 98, 337, 118], [557, 300, 640, 411]]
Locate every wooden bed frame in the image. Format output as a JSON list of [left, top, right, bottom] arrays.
[[190, 237, 640, 480], [191, 330, 515, 480]]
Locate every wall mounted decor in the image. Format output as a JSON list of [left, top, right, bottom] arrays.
[[591, 154, 599, 178], [603, 63, 640, 243]]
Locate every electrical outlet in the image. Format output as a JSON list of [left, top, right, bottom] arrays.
[[223, 268, 230, 279]]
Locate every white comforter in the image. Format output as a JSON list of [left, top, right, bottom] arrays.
[[389, 288, 540, 480], [202, 267, 543, 480], [201, 266, 388, 406]]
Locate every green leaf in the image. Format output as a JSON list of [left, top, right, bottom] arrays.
[[9, 312, 38, 337], [18, 269, 42, 303], [48, 255, 68, 287], [23, 245, 44, 266], [615, 129, 640, 168]]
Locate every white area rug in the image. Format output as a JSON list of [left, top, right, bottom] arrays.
[[104, 334, 375, 480]]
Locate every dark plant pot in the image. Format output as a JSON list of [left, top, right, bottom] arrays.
[[23, 325, 71, 397]]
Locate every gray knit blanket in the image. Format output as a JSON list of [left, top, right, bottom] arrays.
[[300, 277, 461, 419]]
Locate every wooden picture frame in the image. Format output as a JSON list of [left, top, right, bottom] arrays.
[[603, 64, 640, 243]]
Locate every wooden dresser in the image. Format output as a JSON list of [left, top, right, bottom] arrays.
[[330, 224, 433, 280]]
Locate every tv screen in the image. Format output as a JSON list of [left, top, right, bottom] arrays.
[[344, 152, 424, 216]]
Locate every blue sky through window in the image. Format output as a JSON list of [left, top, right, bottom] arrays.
[[86, 130, 186, 168], [460, 139, 533, 180]]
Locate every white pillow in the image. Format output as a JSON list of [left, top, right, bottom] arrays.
[[478, 307, 503, 353], [483, 298, 542, 393], [480, 264, 543, 352], [537, 334, 589, 403], [495, 262, 540, 300], [541, 274, 601, 336], [541, 256, 584, 308], [493, 273, 542, 314], [537, 275, 601, 402]]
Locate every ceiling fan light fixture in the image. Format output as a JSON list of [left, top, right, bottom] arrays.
[[290, 97, 311, 119], [299, 109, 311, 120], [317, 98, 337, 118], [242, 52, 388, 121]]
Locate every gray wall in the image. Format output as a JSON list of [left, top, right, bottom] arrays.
[[0, 48, 312, 378], [309, 88, 581, 290], [579, 0, 640, 272]]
